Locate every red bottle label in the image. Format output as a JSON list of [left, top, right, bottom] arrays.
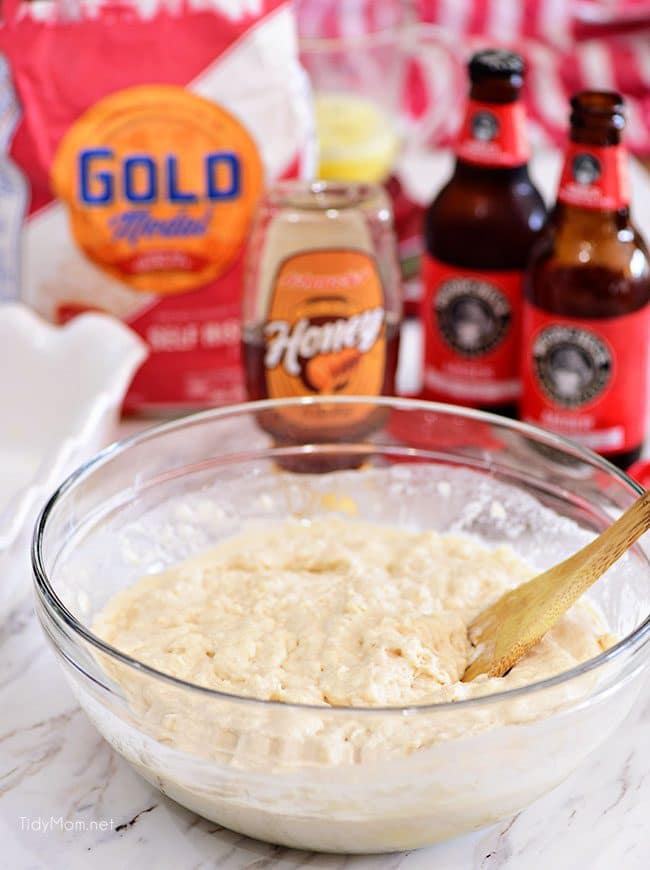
[[521, 304, 650, 454], [421, 255, 523, 405], [557, 143, 630, 211], [456, 100, 530, 168]]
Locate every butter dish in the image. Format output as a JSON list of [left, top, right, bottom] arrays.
[[0, 303, 147, 619]]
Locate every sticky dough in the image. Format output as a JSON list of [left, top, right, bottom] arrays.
[[94, 517, 610, 707]]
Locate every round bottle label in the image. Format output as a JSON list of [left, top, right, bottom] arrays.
[[435, 276, 511, 358], [531, 324, 612, 408]]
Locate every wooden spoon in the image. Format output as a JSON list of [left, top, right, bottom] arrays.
[[462, 488, 650, 682]]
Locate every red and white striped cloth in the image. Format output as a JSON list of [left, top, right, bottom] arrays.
[[296, 0, 650, 154]]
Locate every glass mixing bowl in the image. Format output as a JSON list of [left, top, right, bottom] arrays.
[[32, 397, 650, 853]]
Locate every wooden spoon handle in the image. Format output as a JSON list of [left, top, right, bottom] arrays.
[[553, 488, 650, 597], [463, 487, 650, 682]]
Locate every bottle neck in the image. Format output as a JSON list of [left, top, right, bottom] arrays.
[[455, 96, 530, 169], [552, 201, 630, 236], [556, 138, 630, 215], [452, 159, 532, 183]]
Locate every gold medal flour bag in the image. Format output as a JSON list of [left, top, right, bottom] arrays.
[[0, 0, 312, 411]]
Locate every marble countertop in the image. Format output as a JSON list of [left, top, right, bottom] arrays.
[[1, 416, 649, 870]]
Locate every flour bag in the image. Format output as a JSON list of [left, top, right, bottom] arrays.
[[0, 0, 313, 411]]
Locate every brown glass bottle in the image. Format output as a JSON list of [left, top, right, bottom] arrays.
[[421, 49, 546, 417], [521, 92, 650, 469]]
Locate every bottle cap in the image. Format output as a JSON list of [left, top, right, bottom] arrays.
[[469, 50, 525, 82]]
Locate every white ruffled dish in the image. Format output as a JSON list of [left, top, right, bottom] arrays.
[[0, 303, 147, 620]]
